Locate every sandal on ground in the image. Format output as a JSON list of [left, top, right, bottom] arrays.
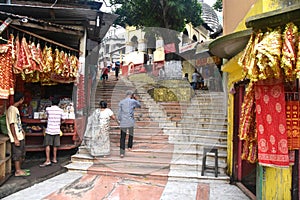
[[15, 170, 30, 177], [51, 160, 58, 164], [120, 154, 124, 158], [39, 162, 52, 167]]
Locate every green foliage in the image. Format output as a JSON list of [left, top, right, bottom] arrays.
[[110, 0, 203, 32], [213, 0, 222, 12]]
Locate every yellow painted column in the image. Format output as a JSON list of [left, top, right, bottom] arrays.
[[227, 93, 234, 174], [262, 167, 292, 200], [222, 54, 245, 175]]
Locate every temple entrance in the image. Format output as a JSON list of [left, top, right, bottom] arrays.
[[232, 82, 256, 195]]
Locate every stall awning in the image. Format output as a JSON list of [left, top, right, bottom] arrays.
[[0, 4, 118, 48], [246, 4, 300, 29], [209, 29, 252, 59]]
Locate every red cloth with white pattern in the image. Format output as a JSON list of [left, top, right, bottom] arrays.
[[255, 79, 289, 167]]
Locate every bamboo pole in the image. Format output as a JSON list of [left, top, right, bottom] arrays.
[[2, 21, 80, 53]]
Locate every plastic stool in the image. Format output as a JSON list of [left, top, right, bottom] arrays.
[[201, 147, 218, 177]]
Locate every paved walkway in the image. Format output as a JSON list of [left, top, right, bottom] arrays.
[[3, 169, 250, 200]]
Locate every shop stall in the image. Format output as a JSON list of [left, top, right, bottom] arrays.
[[0, 26, 82, 153], [0, 2, 117, 153]]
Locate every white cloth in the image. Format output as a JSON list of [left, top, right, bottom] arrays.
[[84, 108, 114, 156]]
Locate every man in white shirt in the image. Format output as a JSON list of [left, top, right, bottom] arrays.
[[40, 97, 64, 167]]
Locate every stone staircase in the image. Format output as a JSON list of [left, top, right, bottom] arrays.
[[66, 73, 229, 182]]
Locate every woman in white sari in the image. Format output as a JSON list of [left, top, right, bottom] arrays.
[[84, 101, 116, 157]]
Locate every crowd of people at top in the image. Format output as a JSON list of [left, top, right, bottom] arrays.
[[100, 61, 120, 83]]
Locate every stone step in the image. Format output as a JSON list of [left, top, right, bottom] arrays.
[[108, 132, 227, 146], [110, 120, 228, 129], [73, 148, 228, 167], [71, 148, 227, 166], [95, 93, 225, 100], [111, 141, 228, 150], [177, 122, 227, 129], [110, 128, 227, 143], [170, 161, 226, 174], [92, 104, 226, 114], [107, 147, 228, 159], [167, 169, 229, 182], [164, 127, 227, 135], [179, 116, 227, 122], [108, 139, 227, 148], [68, 151, 229, 181]]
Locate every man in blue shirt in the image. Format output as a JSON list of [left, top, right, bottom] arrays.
[[118, 90, 141, 158]]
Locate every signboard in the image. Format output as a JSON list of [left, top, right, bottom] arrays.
[[179, 42, 198, 53], [164, 43, 176, 53], [196, 55, 221, 67]]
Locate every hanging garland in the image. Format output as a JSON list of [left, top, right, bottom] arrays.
[[0, 30, 80, 99], [239, 22, 300, 82], [11, 35, 80, 85], [0, 34, 14, 99]]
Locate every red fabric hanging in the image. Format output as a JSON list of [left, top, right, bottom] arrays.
[[255, 78, 289, 167], [286, 101, 300, 149], [0, 34, 14, 99]]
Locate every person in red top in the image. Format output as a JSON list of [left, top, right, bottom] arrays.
[[101, 66, 109, 83]]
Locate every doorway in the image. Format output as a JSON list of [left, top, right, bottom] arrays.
[[232, 82, 256, 195]]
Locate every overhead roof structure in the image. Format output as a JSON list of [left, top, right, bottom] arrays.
[[0, 2, 118, 50], [209, 4, 300, 59]]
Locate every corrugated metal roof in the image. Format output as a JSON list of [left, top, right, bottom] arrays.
[[0, 3, 118, 48], [0, 3, 115, 22]]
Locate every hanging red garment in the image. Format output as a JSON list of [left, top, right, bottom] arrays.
[[13, 35, 22, 74], [286, 101, 300, 149], [255, 78, 289, 167], [17, 36, 31, 72], [239, 81, 258, 163], [0, 34, 14, 99], [35, 42, 44, 72]]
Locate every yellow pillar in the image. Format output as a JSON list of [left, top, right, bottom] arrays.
[[261, 166, 292, 200], [222, 53, 244, 175]]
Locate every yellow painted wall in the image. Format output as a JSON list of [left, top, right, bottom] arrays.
[[262, 167, 292, 200], [182, 60, 195, 81], [153, 48, 165, 62]]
